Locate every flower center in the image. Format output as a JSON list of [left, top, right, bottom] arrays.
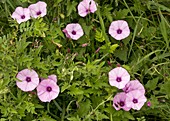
[[116, 77, 122, 82], [26, 77, 31, 82], [133, 99, 138, 104], [46, 86, 52, 92], [72, 30, 76, 35], [36, 11, 42, 15], [117, 29, 122, 34], [86, 9, 90, 13], [21, 15, 25, 19], [119, 101, 125, 107]]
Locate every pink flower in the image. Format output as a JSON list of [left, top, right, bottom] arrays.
[[37, 78, 60, 102], [82, 43, 88, 47], [28, 1, 47, 18], [62, 29, 70, 38], [48, 74, 57, 82], [123, 80, 145, 94], [147, 101, 151, 107], [16, 69, 39, 92], [113, 92, 131, 111], [63, 23, 84, 40], [78, 0, 97, 17], [95, 47, 100, 53], [109, 20, 130, 40], [11, 7, 30, 24], [109, 67, 130, 89], [126, 90, 147, 110]]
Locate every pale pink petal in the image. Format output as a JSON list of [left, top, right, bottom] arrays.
[[20, 69, 38, 79], [50, 84, 60, 93], [109, 21, 119, 31], [48, 75, 57, 82], [25, 79, 39, 91], [16, 73, 26, 81], [38, 91, 51, 102], [109, 67, 130, 89], [12, 12, 21, 20], [38, 79, 50, 87], [113, 92, 131, 111], [109, 20, 130, 40], [28, 1, 47, 18], [89, 0, 97, 13], [37, 1, 47, 17], [119, 20, 128, 29], [78, 1, 88, 17], [16, 69, 39, 91], [121, 76, 130, 83], [123, 80, 145, 94], [49, 91, 59, 100], [114, 34, 125, 40], [13, 7, 24, 15], [121, 28, 130, 38], [63, 28, 71, 38], [16, 81, 28, 91], [23, 8, 30, 20], [65, 23, 84, 40], [73, 24, 83, 31], [28, 3, 38, 18], [37, 84, 46, 94], [126, 90, 147, 110], [37, 79, 60, 102], [12, 7, 30, 24]]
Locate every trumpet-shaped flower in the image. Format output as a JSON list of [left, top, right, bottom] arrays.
[[16, 69, 39, 91], [37, 78, 60, 102], [126, 90, 147, 110], [12, 7, 30, 24], [113, 92, 131, 111], [63, 23, 84, 40], [109, 67, 130, 89], [78, 0, 97, 17], [123, 80, 145, 94], [28, 1, 47, 18], [109, 20, 130, 40]]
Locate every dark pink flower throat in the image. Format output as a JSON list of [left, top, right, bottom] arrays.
[[21, 15, 25, 19], [117, 29, 122, 34], [26, 77, 31, 82], [37, 11, 42, 15], [133, 99, 138, 104], [119, 101, 125, 107], [116, 77, 122, 82], [72, 30, 76, 35], [46, 86, 52, 92]]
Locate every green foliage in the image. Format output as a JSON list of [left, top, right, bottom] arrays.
[[0, 0, 170, 120], [95, 29, 105, 42]]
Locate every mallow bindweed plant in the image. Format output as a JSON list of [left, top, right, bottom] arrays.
[[0, 0, 170, 120]]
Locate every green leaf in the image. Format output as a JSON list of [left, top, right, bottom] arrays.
[[145, 78, 159, 91], [77, 99, 91, 117], [67, 116, 81, 121], [67, 1, 78, 16], [95, 111, 109, 120], [61, 82, 71, 93], [160, 79, 170, 98], [114, 46, 128, 62], [95, 29, 105, 42], [109, 44, 119, 53], [113, 9, 129, 19], [68, 86, 84, 95], [123, 111, 135, 120]]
